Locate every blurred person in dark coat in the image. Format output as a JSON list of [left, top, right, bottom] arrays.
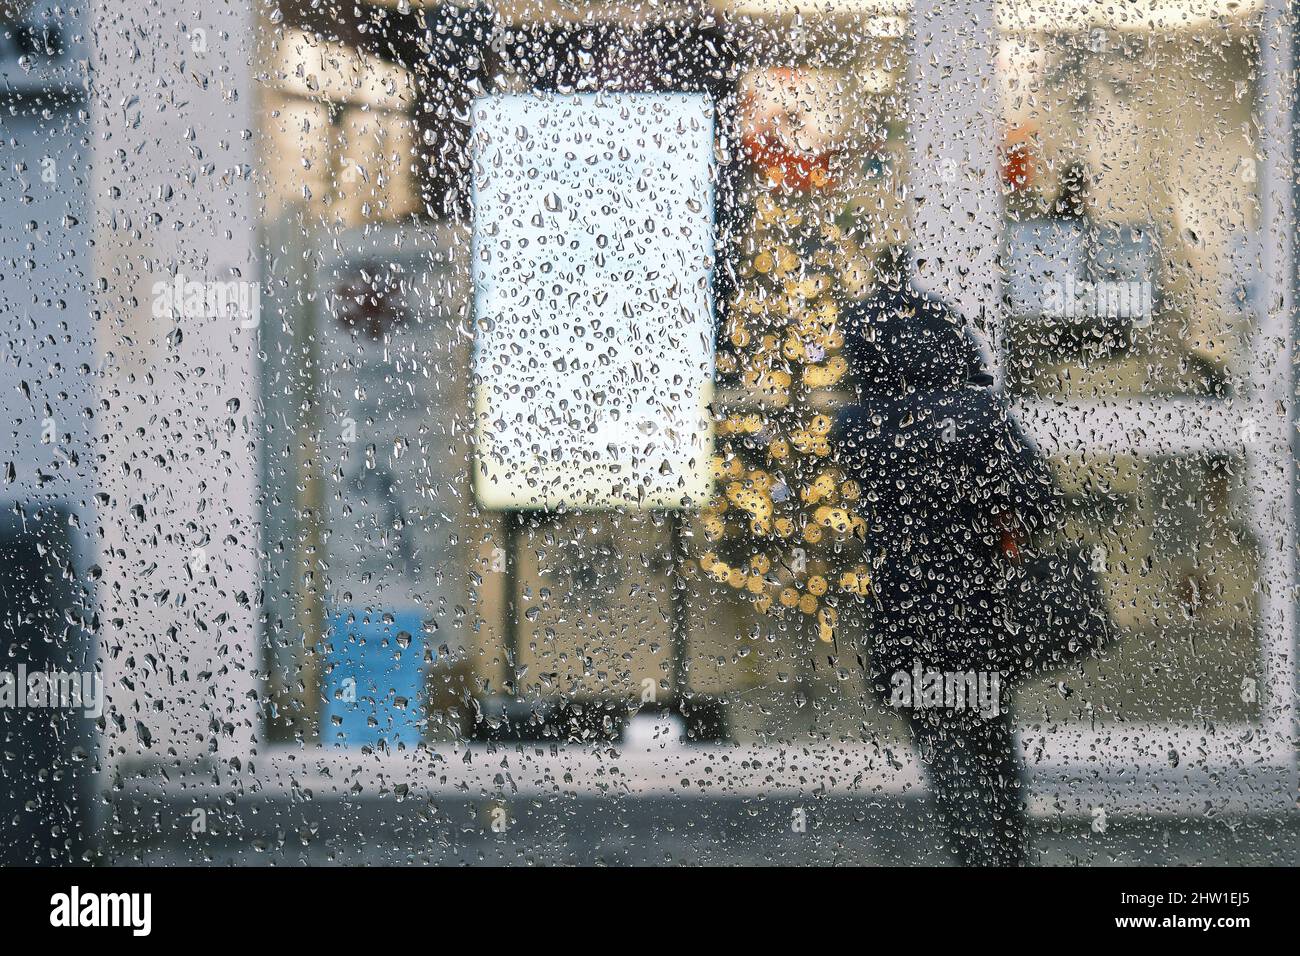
[[832, 245, 1058, 866]]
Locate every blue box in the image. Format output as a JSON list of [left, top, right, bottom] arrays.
[[321, 607, 427, 747]]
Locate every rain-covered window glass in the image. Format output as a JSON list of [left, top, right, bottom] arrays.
[[1, 0, 1295, 869], [998, 15, 1272, 729]]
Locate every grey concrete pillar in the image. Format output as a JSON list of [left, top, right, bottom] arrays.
[[91, 0, 260, 774]]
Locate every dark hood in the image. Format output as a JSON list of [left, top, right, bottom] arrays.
[[839, 285, 991, 398]]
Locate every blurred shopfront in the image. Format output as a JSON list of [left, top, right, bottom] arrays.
[[241, 1, 1294, 813]]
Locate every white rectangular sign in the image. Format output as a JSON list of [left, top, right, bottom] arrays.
[[471, 92, 716, 510]]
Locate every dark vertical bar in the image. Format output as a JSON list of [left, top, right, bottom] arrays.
[[0, 504, 93, 864], [502, 510, 520, 698], [669, 512, 690, 706]]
